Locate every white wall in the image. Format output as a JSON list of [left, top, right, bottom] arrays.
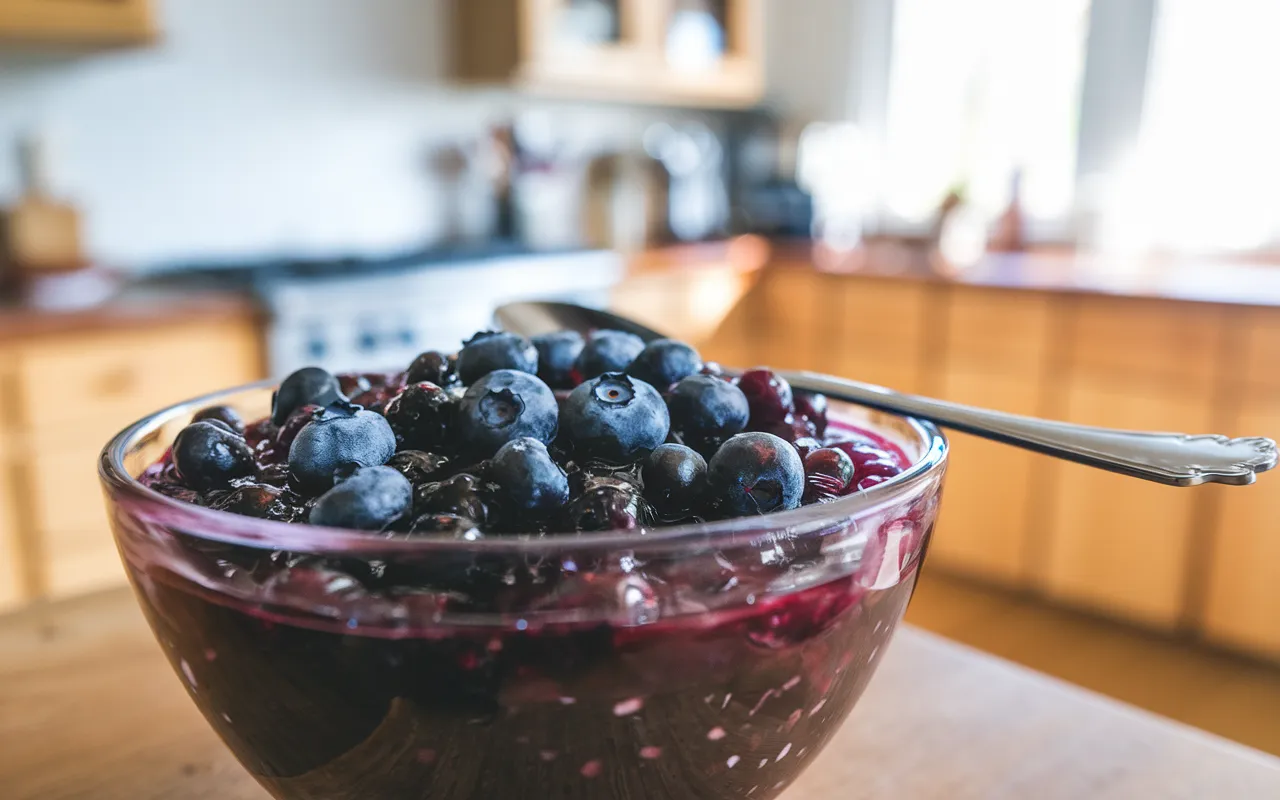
[[0, 0, 658, 269], [764, 0, 893, 130]]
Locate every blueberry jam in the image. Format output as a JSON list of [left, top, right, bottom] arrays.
[[142, 334, 909, 536], [119, 331, 936, 800]]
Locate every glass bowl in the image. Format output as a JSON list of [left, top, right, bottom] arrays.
[[100, 381, 947, 800]]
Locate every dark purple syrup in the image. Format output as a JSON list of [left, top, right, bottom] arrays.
[[129, 556, 921, 800]]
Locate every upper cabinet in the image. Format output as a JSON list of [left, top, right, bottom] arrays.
[[0, 0, 156, 47], [452, 0, 765, 108]]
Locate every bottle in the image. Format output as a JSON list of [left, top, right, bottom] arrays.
[[988, 168, 1027, 253]]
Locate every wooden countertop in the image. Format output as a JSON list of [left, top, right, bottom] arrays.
[[0, 286, 260, 342], [751, 237, 1280, 309], [3, 589, 1279, 799]]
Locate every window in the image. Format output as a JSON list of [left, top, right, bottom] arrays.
[[1103, 0, 1280, 254], [879, 0, 1091, 227]]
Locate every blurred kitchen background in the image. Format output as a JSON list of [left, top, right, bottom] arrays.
[[2, 0, 1280, 755]]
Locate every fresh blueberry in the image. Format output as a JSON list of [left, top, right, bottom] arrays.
[[386, 450, 451, 485], [737, 368, 794, 427], [413, 473, 496, 526], [455, 331, 538, 384], [793, 391, 829, 438], [532, 331, 585, 389], [803, 447, 855, 503], [272, 367, 346, 426], [707, 432, 805, 516], [563, 373, 670, 464], [666, 374, 750, 455], [406, 351, 456, 386], [642, 443, 707, 518], [383, 382, 453, 451], [627, 338, 702, 390], [309, 466, 413, 531], [566, 475, 652, 531], [489, 438, 570, 513], [192, 405, 245, 435], [288, 405, 397, 490], [574, 330, 645, 380], [173, 421, 256, 492], [457, 369, 559, 456]]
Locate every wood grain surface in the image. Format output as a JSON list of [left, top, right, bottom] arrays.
[[3, 590, 1279, 800]]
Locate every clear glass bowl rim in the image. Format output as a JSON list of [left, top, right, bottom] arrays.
[[100, 379, 948, 557]]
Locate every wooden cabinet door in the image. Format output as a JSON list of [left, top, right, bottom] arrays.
[[745, 267, 821, 371], [15, 318, 263, 601], [821, 277, 933, 395], [928, 288, 1056, 586], [1202, 400, 1280, 660], [0, 0, 155, 45], [1039, 378, 1213, 629], [931, 368, 1045, 586], [0, 451, 21, 612]]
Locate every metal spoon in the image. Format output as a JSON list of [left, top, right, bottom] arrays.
[[495, 301, 1277, 487]]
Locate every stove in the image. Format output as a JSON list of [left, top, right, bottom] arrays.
[[258, 249, 625, 376]]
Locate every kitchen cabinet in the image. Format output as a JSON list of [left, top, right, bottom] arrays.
[[929, 288, 1057, 587], [1038, 377, 1214, 629], [721, 251, 1280, 660], [1037, 298, 1227, 630], [0, 308, 264, 604], [1202, 401, 1280, 659], [452, 0, 764, 107], [0, 0, 156, 47], [0, 434, 20, 612], [611, 238, 767, 356], [820, 274, 936, 396], [746, 265, 821, 369], [1202, 310, 1280, 658]]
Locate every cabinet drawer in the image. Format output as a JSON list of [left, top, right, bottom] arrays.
[[0, 453, 22, 611], [1202, 401, 1280, 660], [0, 351, 14, 424], [1039, 377, 1212, 628], [830, 278, 931, 354], [758, 268, 821, 330], [14, 320, 261, 432], [944, 287, 1054, 371], [1067, 297, 1225, 385], [931, 368, 1045, 586], [27, 446, 125, 599], [1238, 308, 1280, 394]]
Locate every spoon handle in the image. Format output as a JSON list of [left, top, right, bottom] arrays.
[[781, 370, 1277, 487]]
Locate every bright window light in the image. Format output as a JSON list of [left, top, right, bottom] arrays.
[[881, 0, 1091, 225]]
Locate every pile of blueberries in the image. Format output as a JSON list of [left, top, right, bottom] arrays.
[[147, 330, 906, 536]]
